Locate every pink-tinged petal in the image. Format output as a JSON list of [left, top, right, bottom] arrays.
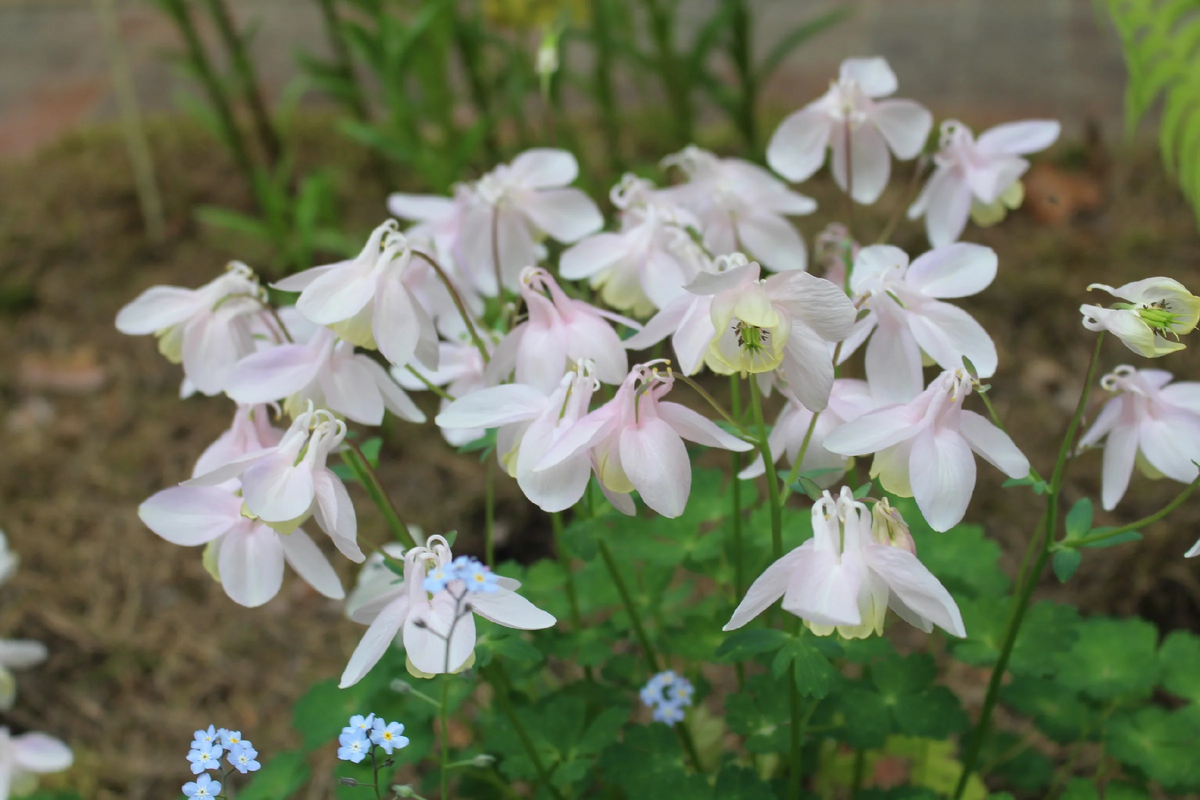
[[279, 529, 345, 600], [436, 384, 546, 429], [363, 359, 426, 423], [559, 233, 627, 279], [906, 300, 997, 378], [865, 545, 966, 637], [218, 523, 286, 608], [1101, 417, 1139, 510], [470, 591, 556, 629], [766, 271, 857, 341], [840, 57, 897, 97], [320, 356, 385, 425], [623, 296, 689, 351], [964, 156, 1028, 205], [870, 99, 933, 159], [685, 262, 760, 296], [1139, 412, 1200, 483], [824, 403, 920, 456], [405, 596, 477, 674], [1138, 369, 1175, 389], [518, 188, 603, 244], [496, 204, 539, 291], [372, 277, 426, 368], [350, 586, 407, 625], [657, 401, 754, 451], [242, 454, 315, 523], [340, 594, 411, 687], [138, 486, 242, 546], [724, 546, 809, 630], [909, 427, 976, 532], [976, 120, 1061, 155], [620, 418, 692, 517], [272, 263, 336, 293], [509, 148, 578, 187], [182, 311, 254, 396], [1158, 381, 1200, 415], [599, 480, 637, 516], [672, 299, 718, 375], [0, 640, 47, 670], [781, 322, 837, 412], [565, 314, 628, 386], [905, 243, 997, 299], [832, 123, 891, 205], [837, 314, 878, 363], [387, 193, 454, 221], [226, 344, 323, 404], [864, 318, 924, 405], [185, 444, 273, 487], [534, 408, 619, 471], [516, 325, 569, 395], [516, 414, 592, 512], [297, 263, 375, 324], [918, 169, 972, 247], [766, 107, 834, 183], [115, 286, 198, 334], [958, 410, 1030, 478], [781, 548, 864, 626], [12, 733, 72, 773], [1079, 396, 1124, 450], [312, 471, 360, 557], [849, 244, 908, 296], [735, 212, 808, 272]]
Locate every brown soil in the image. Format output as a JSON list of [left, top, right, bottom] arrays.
[[1, 117, 1198, 799]]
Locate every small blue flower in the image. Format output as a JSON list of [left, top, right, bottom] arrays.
[[455, 557, 500, 594], [182, 773, 221, 798], [220, 729, 246, 750], [191, 725, 219, 749], [187, 743, 224, 774], [343, 713, 376, 736], [370, 719, 410, 755], [653, 703, 686, 725], [227, 742, 261, 774], [639, 670, 694, 726], [338, 729, 370, 763], [423, 563, 456, 594]]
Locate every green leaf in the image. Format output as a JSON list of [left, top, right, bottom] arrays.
[[1106, 706, 1200, 790], [195, 205, 273, 240], [725, 673, 791, 754], [1052, 548, 1082, 582], [1059, 779, 1099, 800], [793, 475, 824, 501], [1158, 629, 1200, 702], [1064, 497, 1094, 539], [1000, 677, 1091, 744], [713, 763, 776, 800], [952, 601, 1080, 679], [359, 437, 382, 468], [906, 513, 1009, 598], [237, 750, 311, 800], [1080, 530, 1143, 548], [596, 725, 710, 799], [772, 635, 841, 699], [1056, 617, 1159, 700], [714, 628, 788, 662], [873, 654, 967, 737], [818, 684, 892, 748]]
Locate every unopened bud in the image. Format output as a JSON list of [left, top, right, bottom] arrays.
[[871, 498, 915, 555], [471, 753, 496, 768], [340, 777, 360, 787], [390, 679, 412, 694], [394, 785, 417, 798]]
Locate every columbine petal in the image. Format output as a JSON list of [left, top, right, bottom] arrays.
[[509, 148, 578, 187], [404, 597, 477, 675], [904, 243, 997, 299], [516, 188, 603, 243], [832, 123, 891, 204], [322, 355, 386, 425], [225, 344, 323, 404], [735, 212, 807, 272], [0, 641, 47, 670], [436, 384, 547, 429], [781, 322, 837, 411], [279, 529, 345, 600], [619, 418, 692, 518], [724, 546, 808, 630], [958, 410, 1030, 478], [781, 548, 864, 626], [242, 453, 316, 523], [976, 120, 1061, 155], [906, 300, 998, 378], [656, 402, 754, 451], [340, 595, 411, 688], [839, 57, 897, 97], [863, 318, 924, 404], [138, 486, 242, 546], [218, 523, 286, 608], [920, 169, 973, 247], [115, 286, 198, 334], [766, 107, 834, 183], [870, 99, 933, 159], [909, 427, 976, 531], [12, 733, 72, 773], [1139, 412, 1200, 483], [864, 546, 965, 636], [469, 591, 556, 629]]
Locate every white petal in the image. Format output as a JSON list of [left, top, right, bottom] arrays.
[[405, 597, 477, 674], [724, 546, 808, 630], [387, 193, 454, 221], [839, 57, 897, 97], [272, 264, 336, 293], [241, 454, 315, 523], [470, 591, 556, 629], [509, 148, 578, 188], [0, 641, 47, 670], [832, 123, 891, 205], [620, 418, 692, 518], [340, 595, 411, 687], [736, 213, 807, 272], [780, 548, 864, 626], [824, 403, 920, 456], [518, 188, 603, 243], [12, 733, 72, 773], [138, 486, 242, 546], [657, 401, 754, 451], [766, 107, 834, 183], [364, 359, 426, 423], [904, 243, 997, 299], [1078, 396, 1124, 450], [909, 427, 976, 532], [976, 120, 1061, 155], [115, 286, 198, 334], [296, 263, 375, 324], [958, 410, 1030, 478], [1101, 416, 1139, 510], [322, 357, 385, 425], [870, 99, 933, 159], [372, 277, 423, 368], [906, 300, 997, 378], [516, 415, 591, 512], [766, 271, 857, 341], [622, 296, 689, 351], [864, 318, 924, 405], [280, 529, 345, 600], [564, 313, 628, 386], [436, 384, 547, 429], [672, 300, 719, 374], [218, 523, 286, 608], [921, 169, 973, 247], [850, 244, 908, 297], [225, 344, 323, 404], [312, 471, 359, 553], [1139, 412, 1200, 483], [182, 311, 253, 396], [559, 233, 627, 279], [1158, 381, 1200, 414], [865, 545, 965, 637], [781, 322, 837, 411]]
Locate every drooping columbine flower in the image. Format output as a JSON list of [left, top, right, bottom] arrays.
[[487, 267, 633, 394], [115, 261, 265, 396], [823, 370, 1030, 531], [340, 535, 555, 686], [191, 404, 283, 483], [394, 329, 493, 447], [725, 488, 964, 639], [0, 640, 47, 711], [1080, 278, 1200, 358], [658, 145, 816, 272], [273, 222, 439, 371], [560, 174, 702, 316], [738, 379, 875, 485], [224, 326, 425, 426], [686, 256, 857, 411], [533, 362, 754, 517], [766, 56, 932, 205], [908, 118, 1060, 246], [1077, 365, 1200, 511], [840, 243, 998, 405]]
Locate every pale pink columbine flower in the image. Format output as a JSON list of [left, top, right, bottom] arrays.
[[1080, 278, 1200, 358], [908, 118, 1060, 246], [435, 362, 598, 512], [658, 145, 816, 272], [766, 57, 932, 205], [115, 261, 264, 396], [0, 726, 73, 799], [839, 243, 998, 405], [0, 640, 47, 711], [273, 222, 439, 370], [688, 256, 857, 411], [186, 405, 363, 561], [559, 174, 702, 316], [224, 326, 425, 426], [387, 183, 475, 278], [394, 329, 492, 447], [534, 363, 754, 517], [1078, 366, 1200, 512], [739, 379, 874, 485], [824, 370, 1030, 531], [487, 267, 633, 394], [458, 149, 603, 295], [192, 403, 284, 483], [340, 535, 555, 686], [137, 485, 344, 608], [725, 487, 964, 639]]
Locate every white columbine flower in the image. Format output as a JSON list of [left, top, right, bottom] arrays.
[[824, 370, 1030, 532], [1080, 277, 1200, 358], [658, 145, 816, 272], [0, 726, 73, 799], [115, 261, 265, 395], [840, 243, 998, 405], [767, 56, 932, 206], [0, 641, 47, 711], [394, 331, 492, 447], [1078, 366, 1200, 512], [908, 118, 1060, 246], [340, 535, 555, 686], [725, 487, 964, 639]]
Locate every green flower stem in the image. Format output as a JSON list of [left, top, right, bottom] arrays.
[[788, 670, 804, 800], [1066, 473, 1200, 547], [551, 512, 583, 629], [414, 252, 491, 365], [406, 366, 452, 401], [730, 377, 747, 692], [974, 386, 1045, 484], [340, 444, 416, 549], [876, 160, 928, 245], [673, 372, 755, 441], [589, 0, 623, 173], [485, 663, 567, 800], [597, 539, 702, 771], [440, 678, 450, 800], [778, 411, 822, 505], [370, 743, 384, 800], [952, 334, 1106, 800], [748, 377, 783, 560], [726, 0, 758, 151], [485, 458, 496, 567]]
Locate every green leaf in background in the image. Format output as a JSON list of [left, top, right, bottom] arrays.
[[1059, 779, 1099, 800], [981, 732, 1055, 791], [903, 506, 1009, 599], [1056, 616, 1159, 700], [725, 673, 792, 754], [1064, 497, 1094, 539], [714, 628, 788, 662], [873, 654, 968, 738], [952, 601, 1080, 678], [237, 750, 310, 800], [596, 724, 710, 799], [1052, 548, 1082, 582], [1106, 706, 1200, 791], [1157, 629, 1200, 703], [1000, 677, 1091, 744], [772, 634, 841, 699]]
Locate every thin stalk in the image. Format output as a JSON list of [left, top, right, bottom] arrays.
[[726, 0, 757, 151], [589, 0, 623, 173], [486, 663, 567, 800], [551, 513, 582, 628], [370, 745, 384, 800], [440, 678, 449, 800], [730, 376, 746, 691], [876, 159, 927, 244], [843, 122, 855, 242], [673, 372, 754, 440], [748, 378, 783, 559], [262, 302, 295, 343], [779, 411, 822, 505], [1069, 474, 1200, 546], [788, 672, 803, 800], [406, 366, 453, 401], [491, 209, 504, 304], [200, 0, 282, 166], [485, 458, 496, 567], [597, 539, 702, 771], [340, 444, 416, 549], [415, 252, 491, 364], [850, 747, 866, 798]]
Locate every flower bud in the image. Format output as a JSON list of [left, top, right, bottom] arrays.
[[871, 498, 916, 555], [471, 754, 496, 768], [390, 679, 412, 694], [394, 785, 417, 797], [340, 778, 360, 787]]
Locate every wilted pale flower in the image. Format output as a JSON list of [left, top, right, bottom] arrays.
[[1080, 277, 1200, 358], [767, 56, 932, 205], [871, 498, 915, 553], [725, 487, 964, 639]]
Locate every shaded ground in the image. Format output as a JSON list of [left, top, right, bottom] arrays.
[[1, 116, 1199, 799]]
